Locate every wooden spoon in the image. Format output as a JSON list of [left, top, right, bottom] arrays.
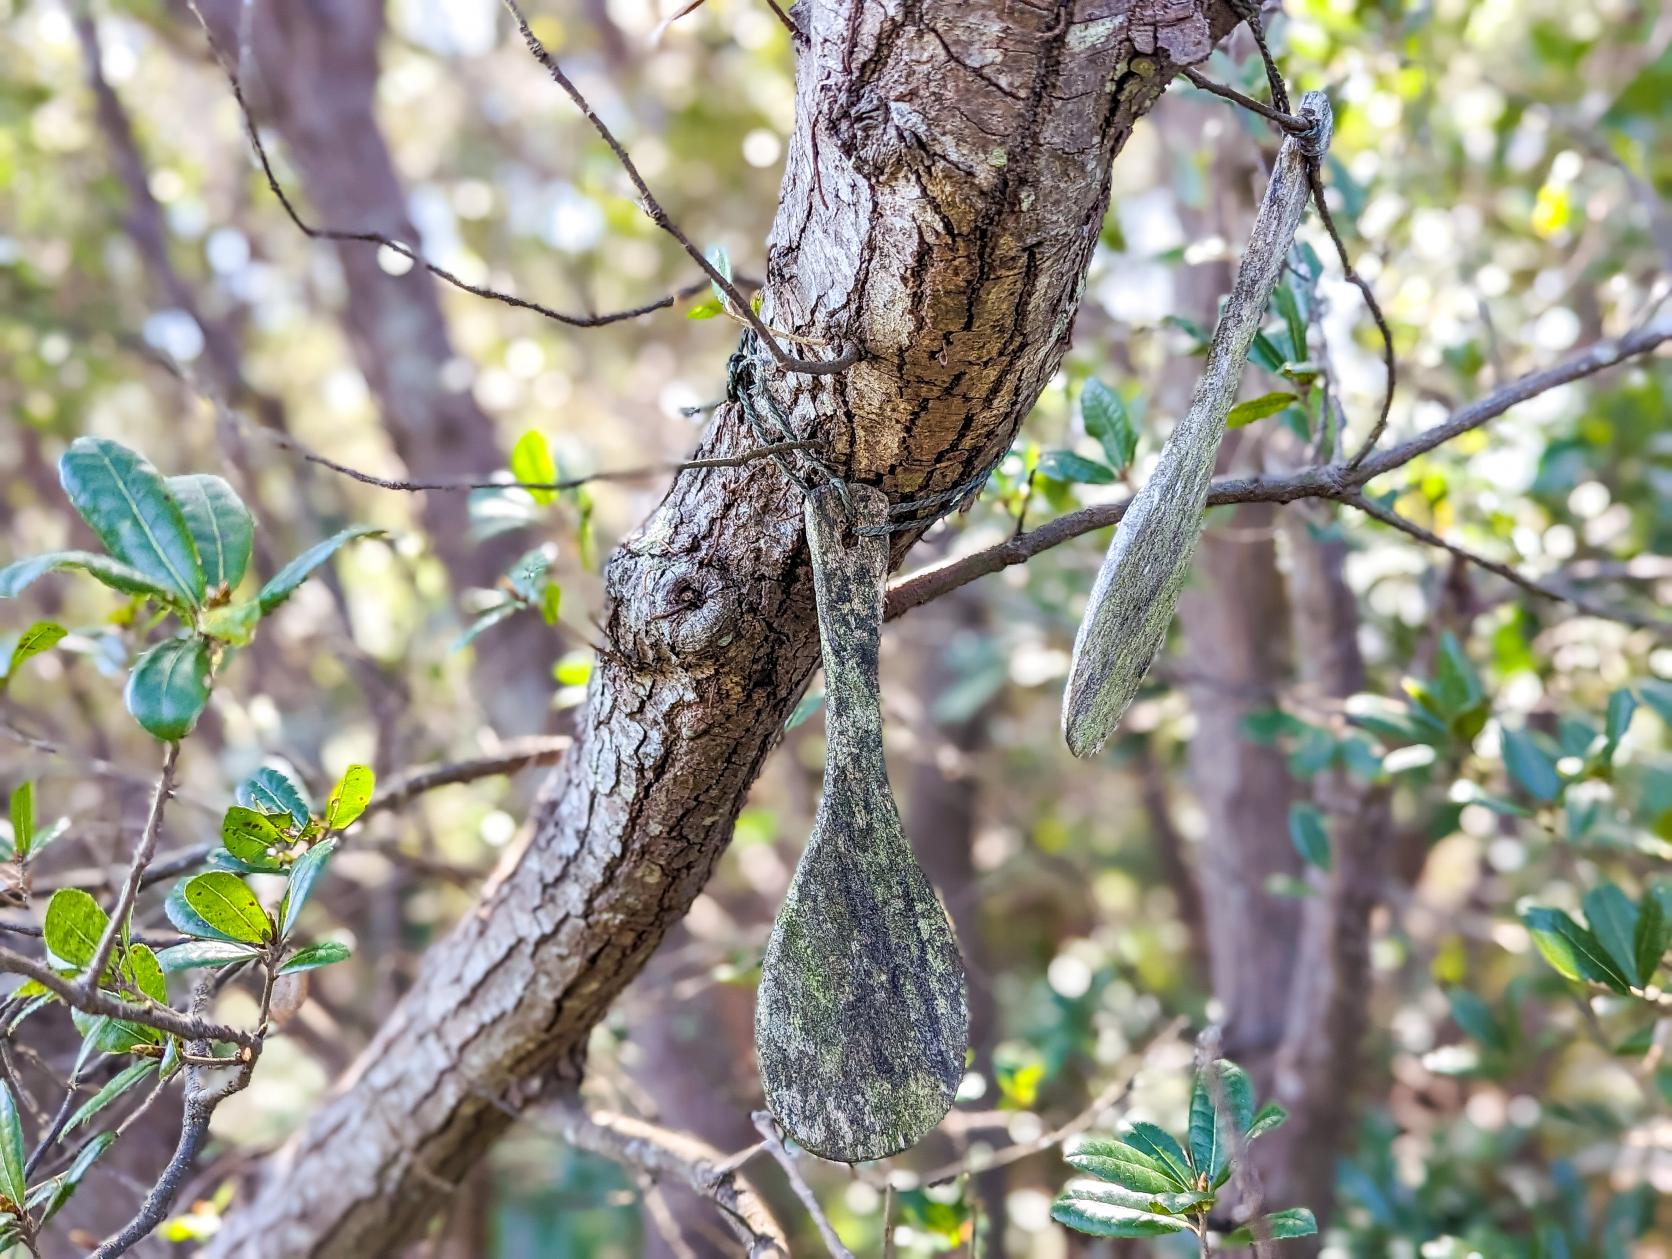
[[755, 483, 969, 1162]]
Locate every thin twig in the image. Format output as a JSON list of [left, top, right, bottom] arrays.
[[750, 1111, 856, 1259], [181, 0, 722, 333], [497, 0, 857, 376], [80, 742, 180, 996], [0, 947, 257, 1047], [363, 735, 572, 820]]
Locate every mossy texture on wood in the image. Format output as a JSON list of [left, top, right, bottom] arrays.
[[1062, 92, 1333, 757], [756, 484, 968, 1163]]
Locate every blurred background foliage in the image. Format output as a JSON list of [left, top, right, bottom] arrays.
[[0, 0, 1668, 1254]]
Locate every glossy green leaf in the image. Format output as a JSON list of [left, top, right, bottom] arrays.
[[44, 888, 109, 970], [1583, 884, 1641, 987], [1055, 1180, 1212, 1217], [1226, 391, 1297, 428], [58, 436, 203, 606], [1503, 727, 1561, 802], [236, 767, 312, 828], [124, 636, 213, 741], [220, 807, 289, 872], [279, 838, 336, 940], [167, 474, 253, 593], [1524, 907, 1632, 992], [684, 296, 725, 320], [0, 551, 186, 606], [451, 601, 521, 652], [199, 600, 262, 646], [1189, 1060, 1253, 1178], [1224, 1207, 1318, 1245], [0, 1084, 23, 1212], [1245, 1101, 1288, 1140], [1604, 689, 1637, 749], [1123, 1122, 1194, 1187], [164, 881, 248, 945], [1633, 895, 1666, 989], [1052, 1194, 1187, 1238], [1064, 1139, 1181, 1195], [324, 766, 374, 832], [8, 783, 31, 861], [257, 526, 382, 616], [4, 621, 66, 680], [122, 944, 167, 1005], [181, 872, 271, 945], [278, 940, 352, 975], [156, 939, 262, 972], [65, 1060, 155, 1134], [1039, 450, 1116, 485], [506, 546, 553, 603], [1287, 802, 1331, 870], [510, 430, 559, 505], [1446, 987, 1505, 1053], [1081, 379, 1137, 472]]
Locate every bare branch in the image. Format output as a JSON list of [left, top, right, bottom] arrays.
[[886, 319, 1672, 628], [363, 735, 573, 820], [750, 1111, 855, 1259], [549, 1101, 788, 1259], [181, 0, 715, 333], [497, 0, 857, 376]]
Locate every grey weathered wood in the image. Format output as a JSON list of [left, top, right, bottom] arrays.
[[756, 484, 968, 1162], [1062, 91, 1333, 757]]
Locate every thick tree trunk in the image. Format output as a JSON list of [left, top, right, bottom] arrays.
[[207, 4, 1243, 1254], [195, 0, 554, 734]]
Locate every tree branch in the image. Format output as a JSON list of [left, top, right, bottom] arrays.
[[0, 948, 257, 1047], [80, 742, 179, 998]]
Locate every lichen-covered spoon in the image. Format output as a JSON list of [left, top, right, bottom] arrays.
[[755, 482, 969, 1162]]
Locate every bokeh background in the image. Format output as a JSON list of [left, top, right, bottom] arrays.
[[1, 0, 1669, 1254]]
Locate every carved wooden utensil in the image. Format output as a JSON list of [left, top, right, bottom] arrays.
[[1062, 92, 1333, 758], [756, 482, 969, 1163]]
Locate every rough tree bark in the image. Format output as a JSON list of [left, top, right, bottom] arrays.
[[207, 3, 1246, 1253], [194, 0, 554, 734]]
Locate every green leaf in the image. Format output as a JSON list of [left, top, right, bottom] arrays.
[[1064, 1139, 1181, 1195], [1287, 802, 1331, 870], [1446, 987, 1506, 1053], [1604, 689, 1637, 750], [1227, 391, 1297, 428], [1641, 680, 1672, 727], [1224, 1207, 1318, 1244], [1583, 884, 1642, 987], [451, 601, 521, 653], [219, 807, 289, 872], [510, 430, 559, 505], [237, 767, 312, 828], [540, 583, 563, 626], [1502, 727, 1561, 802], [44, 888, 109, 970], [124, 636, 213, 741], [1081, 379, 1137, 472], [1245, 1101, 1288, 1140], [1189, 1060, 1253, 1178], [58, 436, 204, 606], [506, 546, 553, 603], [706, 242, 732, 303], [1052, 1193, 1187, 1238], [1523, 907, 1632, 992], [199, 600, 262, 646], [1039, 450, 1116, 485], [65, 1060, 155, 1134], [1123, 1122, 1194, 1187], [181, 872, 271, 945], [32, 1129, 115, 1225], [0, 551, 187, 606], [1055, 1180, 1212, 1217], [156, 939, 262, 972], [1633, 895, 1666, 988], [278, 940, 352, 975], [684, 296, 726, 320], [256, 526, 382, 616], [122, 944, 167, 1005], [324, 766, 374, 832], [279, 839, 336, 940], [4, 621, 67, 681], [164, 881, 248, 945], [166, 474, 253, 593], [8, 783, 32, 862], [0, 1083, 25, 1211]]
